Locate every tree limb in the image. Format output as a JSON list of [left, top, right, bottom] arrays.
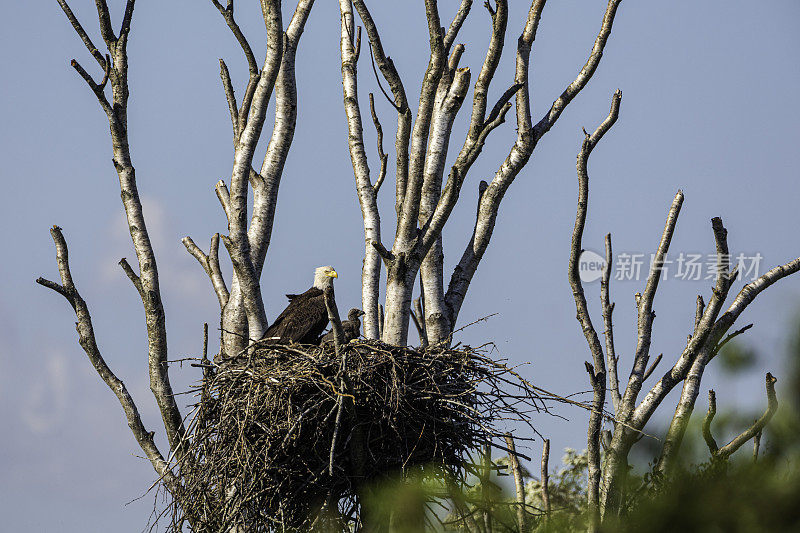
[[37, 226, 178, 491], [444, 0, 473, 53], [58, 0, 185, 451], [532, 0, 621, 140], [219, 0, 286, 352], [219, 59, 240, 143], [601, 233, 621, 413], [56, 0, 107, 67], [642, 353, 662, 382], [340, 0, 382, 340], [182, 234, 230, 309], [369, 93, 389, 194], [566, 93, 621, 525], [411, 297, 428, 348], [618, 189, 683, 420], [352, 0, 411, 217], [702, 389, 719, 455], [445, 0, 622, 331], [503, 433, 526, 533], [715, 373, 778, 459], [210, 0, 259, 76], [119, 257, 143, 297], [541, 438, 551, 517]]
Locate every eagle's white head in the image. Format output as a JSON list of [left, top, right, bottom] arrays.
[[313, 266, 338, 290]]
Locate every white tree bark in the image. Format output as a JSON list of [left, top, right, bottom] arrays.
[[339, 0, 383, 340]]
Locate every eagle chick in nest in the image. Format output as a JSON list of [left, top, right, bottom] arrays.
[[320, 308, 365, 347]]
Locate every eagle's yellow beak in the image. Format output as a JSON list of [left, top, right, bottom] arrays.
[[327, 270, 338, 278]]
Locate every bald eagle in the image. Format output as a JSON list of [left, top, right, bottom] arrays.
[[262, 266, 338, 344], [320, 308, 365, 347]]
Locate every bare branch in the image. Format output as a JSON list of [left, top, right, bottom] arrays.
[[324, 287, 345, 354], [642, 353, 662, 382], [711, 256, 800, 343], [119, 257, 143, 297], [634, 235, 799, 431], [411, 297, 428, 348], [443, 0, 547, 327], [702, 389, 719, 455], [503, 433, 526, 533], [619, 189, 683, 417], [120, 0, 136, 38], [566, 95, 621, 521], [58, 1, 185, 450], [340, 0, 382, 340], [219, 59, 240, 142], [714, 323, 754, 354], [93, 0, 116, 44], [444, 0, 623, 332], [656, 346, 710, 475], [353, 25, 362, 61], [410, 304, 427, 349], [323, 285, 348, 477], [215, 179, 231, 220], [56, 0, 107, 67], [367, 35, 399, 112], [694, 295, 705, 333], [69, 59, 112, 114], [247, 0, 316, 276], [211, 0, 259, 76], [371, 240, 394, 263], [352, 0, 411, 216], [182, 234, 229, 309], [369, 93, 389, 194], [601, 233, 621, 413], [444, 0, 473, 53], [541, 438, 551, 517], [753, 430, 762, 463], [533, 0, 622, 139], [568, 90, 621, 378], [566, 97, 622, 511], [466, 0, 508, 142], [37, 227, 177, 490], [394, 0, 447, 252], [484, 83, 522, 130], [716, 373, 778, 459]]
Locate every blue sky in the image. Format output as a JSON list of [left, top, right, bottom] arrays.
[[1, 1, 799, 530]]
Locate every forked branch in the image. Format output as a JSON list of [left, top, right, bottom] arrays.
[[37, 227, 177, 490], [56, 0, 185, 451], [703, 373, 778, 460]]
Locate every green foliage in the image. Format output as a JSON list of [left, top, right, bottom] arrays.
[[717, 340, 758, 374], [605, 459, 800, 533]]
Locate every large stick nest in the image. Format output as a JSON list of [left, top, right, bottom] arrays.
[[167, 340, 545, 531]]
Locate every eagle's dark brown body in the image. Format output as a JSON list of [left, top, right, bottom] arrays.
[[262, 287, 328, 344]]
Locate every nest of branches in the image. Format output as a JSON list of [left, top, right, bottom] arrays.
[[167, 339, 544, 531]]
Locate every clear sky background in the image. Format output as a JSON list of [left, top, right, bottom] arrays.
[[1, 1, 799, 530]]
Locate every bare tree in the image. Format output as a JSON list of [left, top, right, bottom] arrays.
[[38, 0, 315, 522], [566, 91, 800, 524], [39, 0, 796, 530], [340, 0, 622, 346]]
